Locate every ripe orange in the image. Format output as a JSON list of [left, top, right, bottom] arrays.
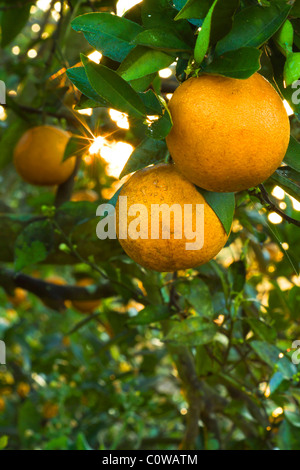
[[8, 288, 27, 307], [42, 402, 59, 419], [115, 163, 229, 272], [71, 189, 99, 202], [13, 125, 76, 186], [0, 397, 5, 413], [166, 73, 290, 192], [17, 382, 30, 399], [71, 278, 101, 313]]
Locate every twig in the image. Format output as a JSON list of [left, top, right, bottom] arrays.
[[249, 184, 300, 227]]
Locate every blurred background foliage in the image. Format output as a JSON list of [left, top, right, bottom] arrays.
[[0, 0, 299, 450]]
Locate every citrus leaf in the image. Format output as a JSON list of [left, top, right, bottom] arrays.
[[129, 73, 157, 92], [194, 0, 218, 65], [174, 0, 210, 21], [203, 47, 261, 79], [251, 340, 297, 379], [71, 12, 143, 62], [81, 54, 146, 118], [284, 135, 300, 172], [147, 102, 173, 140], [14, 220, 54, 271], [128, 305, 170, 325], [62, 135, 86, 162], [118, 46, 174, 81], [139, 89, 163, 115], [0, 435, 8, 450], [66, 66, 109, 105], [176, 279, 214, 317], [216, 1, 292, 56], [165, 317, 217, 346], [133, 28, 192, 52], [196, 189, 235, 235], [1, 3, 31, 47], [119, 138, 167, 178]]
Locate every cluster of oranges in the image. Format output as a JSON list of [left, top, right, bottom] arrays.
[[13, 73, 290, 272], [117, 73, 290, 271]]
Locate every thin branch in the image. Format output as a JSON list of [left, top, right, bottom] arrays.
[[249, 184, 300, 227]]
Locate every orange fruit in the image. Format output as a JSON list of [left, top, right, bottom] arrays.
[[13, 125, 76, 186], [17, 382, 30, 399], [71, 189, 98, 202], [115, 163, 229, 272], [42, 402, 59, 419], [166, 73, 290, 192], [0, 397, 5, 413], [71, 278, 101, 313], [45, 275, 66, 286], [8, 288, 27, 307]]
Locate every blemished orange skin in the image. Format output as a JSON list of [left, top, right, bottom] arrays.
[[13, 125, 76, 186], [115, 163, 229, 272], [166, 73, 290, 192], [71, 278, 101, 314]]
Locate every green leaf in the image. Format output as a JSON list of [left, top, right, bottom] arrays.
[[119, 138, 167, 178], [176, 278, 214, 317], [203, 47, 261, 79], [147, 102, 173, 140], [0, 435, 8, 450], [76, 433, 93, 450], [44, 436, 69, 450], [285, 410, 300, 428], [118, 46, 174, 81], [62, 135, 87, 162], [14, 220, 54, 271], [0, 120, 30, 170], [66, 66, 109, 105], [196, 189, 235, 235], [251, 340, 297, 379], [194, 0, 218, 65], [216, 1, 292, 56], [269, 371, 285, 394], [291, 0, 300, 17], [277, 420, 300, 450], [128, 305, 170, 325], [1, 3, 31, 47], [228, 260, 246, 292], [133, 28, 192, 52], [129, 73, 157, 92], [81, 54, 146, 118], [108, 185, 124, 208], [175, 0, 211, 21], [284, 136, 300, 172], [284, 52, 300, 87], [18, 401, 41, 441], [246, 318, 276, 343], [71, 13, 143, 62], [209, 0, 240, 44], [165, 317, 217, 346], [139, 89, 163, 115]]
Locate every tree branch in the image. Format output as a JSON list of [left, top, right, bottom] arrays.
[[0, 266, 114, 311]]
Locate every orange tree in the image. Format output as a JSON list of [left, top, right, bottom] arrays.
[[0, 0, 300, 450]]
